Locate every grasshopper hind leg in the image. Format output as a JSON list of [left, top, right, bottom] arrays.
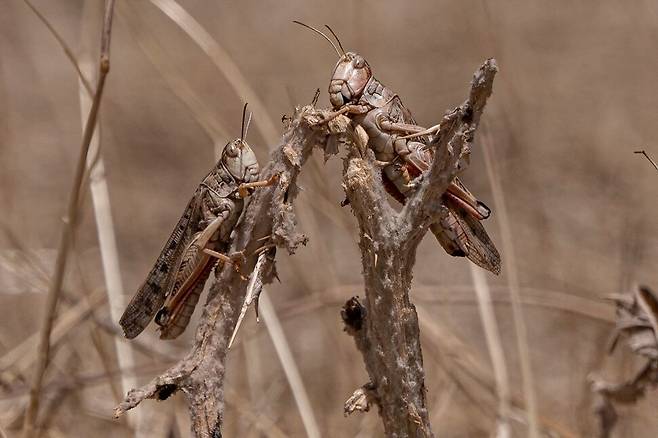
[[158, 260, 214, 340]]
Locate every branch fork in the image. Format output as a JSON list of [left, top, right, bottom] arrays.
[[338, 59, 498, 437]]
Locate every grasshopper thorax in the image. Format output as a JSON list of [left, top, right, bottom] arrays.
[[221, 139, 260, 184], [329, 52, 372, 108]]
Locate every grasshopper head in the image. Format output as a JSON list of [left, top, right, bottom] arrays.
[[292, 22, 371, 108], [329, 52, 372, 108], [221, 139, 260, 184]]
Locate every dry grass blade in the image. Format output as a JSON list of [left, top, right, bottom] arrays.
[[19, 0, 93, 95], [415, 306, 578, 438], [174, 395, 192, 438], [259, 292, 321, 438], [21, 2, 116, 437], [149, 0, 279, 143], [429, 380, 458, 430], [274, 284, 615, 331], [0, 226, 182, 366], [88, 327, 122, 405], [0, 288, 106, 376], [480, 124, 540, 438], [225, 388, 291, 438], [117, 1, 231, 143], [634, 150, 658, 172], [469, 264, 512, 437], [78, 3, 141, 433]]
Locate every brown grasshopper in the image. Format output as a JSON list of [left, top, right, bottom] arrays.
[[119, 105, 277, 339], [294, 22, 501, 275]]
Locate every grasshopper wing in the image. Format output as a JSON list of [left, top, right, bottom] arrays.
[[431, 203, 501, 275], [155, 215, 228, 339], [455, 208, 501, 275], [119, 195, 202, 339]]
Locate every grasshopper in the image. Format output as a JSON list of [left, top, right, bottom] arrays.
[[294, 22, 501, 275], [119, 105, 277, 339]]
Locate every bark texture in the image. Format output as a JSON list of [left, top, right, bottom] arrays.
[[114, 105, 341, 437], [341, 59, 498, 438]]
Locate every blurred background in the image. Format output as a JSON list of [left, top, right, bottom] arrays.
[[1, 0, 657, 436]]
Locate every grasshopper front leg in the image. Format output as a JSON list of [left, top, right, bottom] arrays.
[[237, 172, 280, 198], [319, 103, 370, 124]]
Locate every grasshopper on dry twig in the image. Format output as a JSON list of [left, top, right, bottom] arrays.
[[119, 104, 277, 340], [294, 22, 501, 274]]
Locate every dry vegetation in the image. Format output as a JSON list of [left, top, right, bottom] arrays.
[[1, 0, 658, 437]]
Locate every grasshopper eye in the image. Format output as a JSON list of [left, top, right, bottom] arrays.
[[224, 141, 239, 158], [353, 56, 365, 68]]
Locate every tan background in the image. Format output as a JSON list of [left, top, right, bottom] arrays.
[[1, 0, 657, 436]]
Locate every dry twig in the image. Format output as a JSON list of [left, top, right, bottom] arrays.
[[114, 105, 333, 436], [21, 2, 116, 437], [339, 59, 497, 437]]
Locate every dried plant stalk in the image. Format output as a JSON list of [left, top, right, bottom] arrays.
[[115, 105, 333, 437], [480, 126, 539, 437], [19, 0, 93, 94], [469, 264, 512, 437], [149, 0, 280, 143], [340, 59, 497, 437], [21, 2, 116, 437], [117, 0, 232, 144], [259, 292, 321, 438], [77, 6, 143, 435]]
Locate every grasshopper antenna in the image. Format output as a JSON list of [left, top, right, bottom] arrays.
[[324, 24, 346, 56], [293, 20, 342, 57], [240, 102, 251, 141], [243, 110, 253, 141]]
